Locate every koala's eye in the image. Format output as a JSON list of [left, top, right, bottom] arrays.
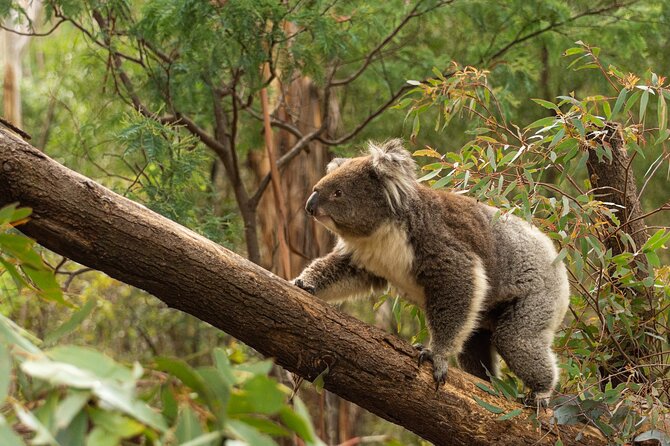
[[334, 189, 343, 198]]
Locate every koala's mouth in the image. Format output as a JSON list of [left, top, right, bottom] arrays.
[[313, 214, 334, 225], [312, 214, 338, 233]]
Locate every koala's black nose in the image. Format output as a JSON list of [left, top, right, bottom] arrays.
[[306, 191, 319, 216]]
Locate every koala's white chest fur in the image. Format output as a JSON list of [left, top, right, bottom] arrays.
[[342, 222, 425, 307]]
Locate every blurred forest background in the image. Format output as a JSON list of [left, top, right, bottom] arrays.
[[1, 0, 669, 445]]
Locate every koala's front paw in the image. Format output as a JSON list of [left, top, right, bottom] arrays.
[[292, 278, 316, 295], [414, 345, 448, 390]]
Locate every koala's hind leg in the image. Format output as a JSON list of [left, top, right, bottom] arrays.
[[458, 329, 497, 381], [491, 296, 558, 404]]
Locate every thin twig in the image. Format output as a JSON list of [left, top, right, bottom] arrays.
[[330, 0, 454, 86], [0, 18, 66, 36], [485, 1, 639, 63]]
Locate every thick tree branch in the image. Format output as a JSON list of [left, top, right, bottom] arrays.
[[0, 131, 605, 446]]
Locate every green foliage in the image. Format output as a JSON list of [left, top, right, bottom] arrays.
[[399, 43, 670, 443], [117, 112, 238, 245], [137, 0, 283, 92], [472, 397, 504, 414], [0, 205, 64, 305], [372, 294, 429, 345], [0, 312, 323, 446], [0, 204, 322, 445]]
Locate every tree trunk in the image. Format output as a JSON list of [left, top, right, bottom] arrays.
[[3, 24, 24, 129], [1, 0, 42, 129], [585, 122, 655, 386], [0, 130, 605, 446], [250, 76, 336, 275], [586, 122, 648, 260]]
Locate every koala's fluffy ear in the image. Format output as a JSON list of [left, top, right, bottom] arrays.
[[326, 158, 348, 174], [368, 139, 416, 180], [367, 139, 417, 210], [368, 139, 417, 180]]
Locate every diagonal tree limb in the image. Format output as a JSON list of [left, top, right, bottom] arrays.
[[0, 130, 605, 446]]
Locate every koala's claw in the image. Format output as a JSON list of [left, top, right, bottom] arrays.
[[434, 373, 446, 390], [415, 345, 433, 367], [293, 278, 316, 294], [524, 392, 551, 412], [431, 356, 449, 390], [414, 345, 448, 389]]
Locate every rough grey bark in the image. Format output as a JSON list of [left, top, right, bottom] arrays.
[[0, 130, 604, 446], [586, 122, 648, 259], [585, 123, 656, 388]]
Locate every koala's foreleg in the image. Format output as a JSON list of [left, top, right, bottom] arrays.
[[293, 252, 387, 301], [419, 257, 489, 387]]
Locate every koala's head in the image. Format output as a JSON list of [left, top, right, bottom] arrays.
[[305, 139, 417, 238]]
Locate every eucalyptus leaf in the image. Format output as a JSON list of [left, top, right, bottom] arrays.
[[85, 426, 119, 446], [290, 398, 325, 446], [497, 408, 523, 421], [154, 357, 216, 410], [473, 397, 504, 414], [0, 414, 26, 446], [242, 375, 286, 415], [21, 360, 100, 389], [55, 411, 87, 446], [553, 404, 580, 425], [92, 383, 167, 432], [634, 430, 670, 446], [611, 88, 628, 117], [0, 314, 41, 354], [45, 298, 97, 345], [47, 346, 133, 382], [175, 406, 204, 443], [226, 419, 277, 446], [14, 404, 60, 446], [55, 391, 91, 430], [179, 431, 224, 446], [89, 409, 144, 438], [213, 347, 236, 386], [0, 342, 11, 403]]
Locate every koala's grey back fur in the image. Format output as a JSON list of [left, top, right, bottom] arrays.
[[294, 139, 570, 402]]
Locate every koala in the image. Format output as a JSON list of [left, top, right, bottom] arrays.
[[292, 139, 570, 404]]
